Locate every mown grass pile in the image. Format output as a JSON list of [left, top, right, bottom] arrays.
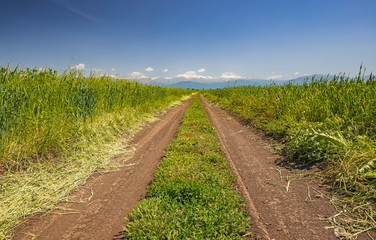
[[0, 65, 191, 239], [203, 69, 376, 237], [123, 95, 249, 239]]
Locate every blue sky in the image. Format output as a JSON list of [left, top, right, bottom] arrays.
[[1, 0, 375, 83]]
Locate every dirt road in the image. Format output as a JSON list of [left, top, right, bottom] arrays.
[[12, 97, 191, 240], [201, 95, 337, 240], [12, 94, 359, 240]]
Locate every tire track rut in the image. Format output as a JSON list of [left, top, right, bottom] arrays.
[[12, 97, 192, 240], [200, 95, 337, 240]]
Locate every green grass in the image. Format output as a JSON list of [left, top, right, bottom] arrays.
[[0, 65, 192, 239], [123, 95, 249, 239], [203, 67, 376, 237], [0, 66, 191, 172]]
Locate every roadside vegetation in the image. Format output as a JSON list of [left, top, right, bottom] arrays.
[[203, 68, 376, 238], [123, 95, 249, 239], [0, 65, 192, 239]]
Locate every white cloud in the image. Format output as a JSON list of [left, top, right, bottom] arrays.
[[176, 71, 214, 80], [173, 70, 246, 82], [111, 68, 116, 71], [126, 69, 246, 84], [294, 72, 299, 75], [130, 72, 148, 79], [220, 72, 244, 80], [145, 67, 154, 72], [104, 74, 125, 80], [163, 69, 168, 73], [177, 71, 196, 78], [72, 63, 85, 70], [266, 75, 283, 80]]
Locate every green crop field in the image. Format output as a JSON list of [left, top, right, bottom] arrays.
[[0, 66, 191, 172], [203, 69, 376, 236], [0, 66, 192, 239]]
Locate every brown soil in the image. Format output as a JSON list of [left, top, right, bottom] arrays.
[[11, 97, 191, 240], [200, 95, 338, 240]]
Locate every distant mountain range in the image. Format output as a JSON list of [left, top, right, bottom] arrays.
[[153, 74, 333, 89]]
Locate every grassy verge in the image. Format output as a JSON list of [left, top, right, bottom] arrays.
[[203, 70, 376, 238], [0, 66, 191, 172], [0, 66, 192, 239], [123, 95, 249, 239]]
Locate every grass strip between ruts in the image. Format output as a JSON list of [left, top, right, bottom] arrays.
[[123, 95, 250, 239]]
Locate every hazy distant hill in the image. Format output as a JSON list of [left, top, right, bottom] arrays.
[[164, 79, 288, 89], [288, 74, 334, 84], [154, 74, 341, 89], [287, 74, 375, 84]]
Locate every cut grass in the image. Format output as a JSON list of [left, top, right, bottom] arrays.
[[203, 68, 376, 238], [0, 100, 190, 239], [0, 66, 192, 172], [123, 95, 250, 239], [0, 65, 193, 239]]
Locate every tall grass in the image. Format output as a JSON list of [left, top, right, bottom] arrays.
[[0, 66, 191, 172], [0, 65, 192, 239], [204, 69, 376, 236]]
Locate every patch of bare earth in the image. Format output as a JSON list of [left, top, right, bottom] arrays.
[[201, 95, 339, 240], [11, 97, 191, 240]]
